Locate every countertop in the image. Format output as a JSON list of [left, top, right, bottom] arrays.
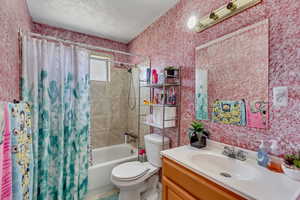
[[161, 140, 300, 200]]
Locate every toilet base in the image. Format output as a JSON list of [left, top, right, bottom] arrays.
[[119, 182, 147, 200], [118, 174, 159, 200], [119, 188, 143, 200]]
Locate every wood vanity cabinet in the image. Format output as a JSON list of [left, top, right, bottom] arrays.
[[162, 157, 246, 200]]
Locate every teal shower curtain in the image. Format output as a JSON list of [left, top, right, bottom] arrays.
[[21, 36, 90, 200]]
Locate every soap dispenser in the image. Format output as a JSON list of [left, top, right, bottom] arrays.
[[257, 140, 269, 167], [268, 140, 283, 173]]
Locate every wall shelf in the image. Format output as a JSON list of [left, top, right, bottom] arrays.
[[140, 83, 180, 88], [142, 104, 178, 108], [138, 67, 181, 149]]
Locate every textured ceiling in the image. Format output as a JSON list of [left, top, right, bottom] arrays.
[[26, 0, 179, 43]]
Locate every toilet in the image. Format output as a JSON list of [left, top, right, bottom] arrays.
[[111, 134, 169, 200]]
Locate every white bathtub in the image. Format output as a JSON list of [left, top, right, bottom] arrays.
[[88, 144, 138, 192]]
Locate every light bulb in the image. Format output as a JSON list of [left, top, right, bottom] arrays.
[[187, 15, 198, 30]]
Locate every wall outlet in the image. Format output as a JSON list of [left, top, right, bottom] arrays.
[[273, 86, 288, 107]]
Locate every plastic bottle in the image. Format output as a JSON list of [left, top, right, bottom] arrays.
[[257, 140, 269, 167], [152, 69, 158, 84], [171, 88, 176, 105], [268, 140, 283, 173]]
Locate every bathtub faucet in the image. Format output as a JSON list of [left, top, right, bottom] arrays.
[[124, 132, 138, 144]]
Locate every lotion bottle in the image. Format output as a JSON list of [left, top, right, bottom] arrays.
[[257, 140, 269, 167]]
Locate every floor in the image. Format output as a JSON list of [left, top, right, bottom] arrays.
[[86, 188, 119, 200], [85, 183, 162, 200]]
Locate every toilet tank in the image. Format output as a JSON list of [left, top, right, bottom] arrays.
[[144, 134, 170, 167]]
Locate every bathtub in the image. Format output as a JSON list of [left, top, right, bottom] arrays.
[[88, 143, 138, 192]]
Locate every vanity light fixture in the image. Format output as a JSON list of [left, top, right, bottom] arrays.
[[209, 12, 219, 20], [187, 15, 198, 30], [227, 1, 238, 11], [187, 0, 262, 32], [187, 15, 205, 31]]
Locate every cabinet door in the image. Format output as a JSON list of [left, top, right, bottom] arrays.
[[163, 158, 246, 200], [163, 176, 198, 200]]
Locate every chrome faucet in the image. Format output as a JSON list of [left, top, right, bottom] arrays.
[[222, 146, 247, 161], [124, 132, 138, 144]]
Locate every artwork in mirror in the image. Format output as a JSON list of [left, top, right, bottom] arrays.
[[195, 19, 269, 129]]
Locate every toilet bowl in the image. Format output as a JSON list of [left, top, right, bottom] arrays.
[[111, 134, 169, 200], [111, 161, 159, 200]]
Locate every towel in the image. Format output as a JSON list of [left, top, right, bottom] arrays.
[[195, 69, 209, 120], [0, 103, 5, 199], [0, 103, 4, 200], [0, 103, 13, 200], [246, 101, 268, 129], [0, 103, 5, 145], [9, 103, 33, 200], [212, 100, 246, 126]]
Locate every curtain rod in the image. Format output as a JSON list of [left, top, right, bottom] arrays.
[[94, 57, 137, 67], [19, 30, 148, 60]]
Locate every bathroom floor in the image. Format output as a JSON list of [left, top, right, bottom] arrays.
[[85, 184, 162, 200], [86, 189, 119, 200]]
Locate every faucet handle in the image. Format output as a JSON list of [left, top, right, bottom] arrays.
[[223, 146, 235, 156], [236, 150, 247, 161], [224, 146, 235, 152]]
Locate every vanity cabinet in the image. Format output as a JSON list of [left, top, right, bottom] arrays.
[[162, 157, 246, 200]]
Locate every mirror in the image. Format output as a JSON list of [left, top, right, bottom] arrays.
[[195, 20, 269, 129]]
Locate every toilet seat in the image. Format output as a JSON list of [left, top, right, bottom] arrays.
[[111, 161, 159, 188], [112, 161, 150, 181]]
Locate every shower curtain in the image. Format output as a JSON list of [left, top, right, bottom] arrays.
[[21, 35, 90, 200]]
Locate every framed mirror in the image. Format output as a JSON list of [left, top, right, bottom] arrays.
[[195, 20, 269, 129]]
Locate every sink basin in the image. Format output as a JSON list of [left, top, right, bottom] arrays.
[[189, 153, 259, 181]]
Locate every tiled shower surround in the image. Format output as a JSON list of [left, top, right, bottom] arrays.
[[1, 0, 299, 154], [129, 0, 300, 154], [91, 66, 149, 148], [90, 69, 130, 148]]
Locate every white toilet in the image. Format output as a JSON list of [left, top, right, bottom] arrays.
[[111, 134, 169, 200]]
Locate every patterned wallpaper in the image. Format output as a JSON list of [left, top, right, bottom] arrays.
[[1, 0, 299, 156], [129, 0, 300, 155], [0, 0, 32, 102], [32, 23, 129, 63]]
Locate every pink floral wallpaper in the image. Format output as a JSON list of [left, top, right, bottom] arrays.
[[129, 0, 300, 155], [0, 0, 32, 102], [1, 0, 299, 156], [32, 23, 129, 63]]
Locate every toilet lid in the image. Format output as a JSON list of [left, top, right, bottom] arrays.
[[112, 161, 150, 181]]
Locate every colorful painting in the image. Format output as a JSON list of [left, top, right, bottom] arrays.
[[246, 101, 268, 129], [212, 100, 246, 126], [195, 69, 208, 120]]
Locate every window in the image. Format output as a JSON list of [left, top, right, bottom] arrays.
[[90, 54, 111, 82]]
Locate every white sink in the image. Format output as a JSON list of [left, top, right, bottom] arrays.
[[189, 152, 259, 181], [161, 143, 300, 200]]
